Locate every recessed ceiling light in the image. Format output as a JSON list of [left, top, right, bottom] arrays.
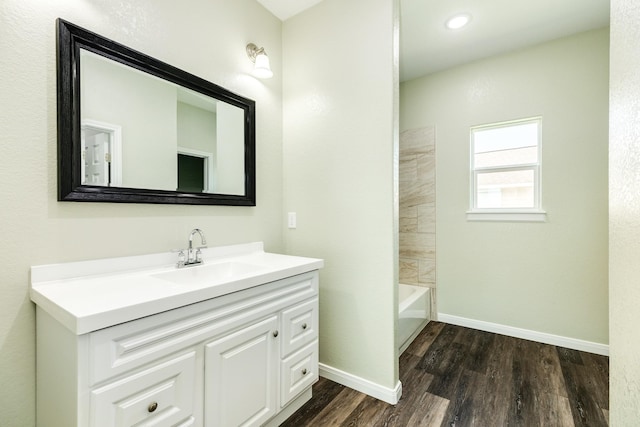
[[445, 13, 471, 30]]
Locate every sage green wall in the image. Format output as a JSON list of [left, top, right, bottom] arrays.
[[0, 1, 282, 425], [216, 102, 246, 195], [177, 102, 216, 154], [283, 0, 399, 390], [400, 28, 609, 345], [609, 0, 640, 422]]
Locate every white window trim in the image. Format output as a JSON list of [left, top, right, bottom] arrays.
[[466, 210, 547, 222], [467, 117, 546, 222]]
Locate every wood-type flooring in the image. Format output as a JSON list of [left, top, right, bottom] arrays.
[[281, 322, 609, 427]]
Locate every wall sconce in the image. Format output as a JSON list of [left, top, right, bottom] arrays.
[[246, 43, 273, 79]]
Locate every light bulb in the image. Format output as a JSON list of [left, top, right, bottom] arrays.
[[446, 14, 471, 30], [253, 53, 273, 79]]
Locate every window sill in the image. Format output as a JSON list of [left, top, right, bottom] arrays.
[[466, 210, 547, 222]]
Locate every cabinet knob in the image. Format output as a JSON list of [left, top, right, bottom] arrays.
[[148, 402, 158, 413], [302, 368, 308, 375], [273, 330, 279, 338], [302, 323, 308, 330]]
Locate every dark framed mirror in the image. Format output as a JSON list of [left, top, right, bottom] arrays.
[[57, 19, 256, 205]]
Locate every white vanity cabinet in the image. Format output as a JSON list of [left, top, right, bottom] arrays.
[[35, 270, 319, 427]]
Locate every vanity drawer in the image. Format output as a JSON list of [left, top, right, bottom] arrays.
[[281, 298, 318, 357], [90, 351, 198, 427], [280, 341, 318, 407]]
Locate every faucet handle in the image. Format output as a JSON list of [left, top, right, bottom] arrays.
[[195, 247, 206, 263], [171, 249, 186, 267]]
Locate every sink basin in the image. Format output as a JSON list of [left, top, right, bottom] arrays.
[[152, 261, 267, 286]]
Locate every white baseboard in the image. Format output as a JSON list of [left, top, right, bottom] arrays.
[[438, 313, 609, 356], [319, 363, 402, 405]]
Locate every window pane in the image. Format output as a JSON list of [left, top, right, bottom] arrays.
[[473, 122, 538, 167], [475, 146, 537, 168], [476, 169, 535, 208]]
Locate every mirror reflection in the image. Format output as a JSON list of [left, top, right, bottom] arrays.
[[80, 49, 245, 195]]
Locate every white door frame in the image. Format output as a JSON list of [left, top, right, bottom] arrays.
[[81, 119, 123, 187]]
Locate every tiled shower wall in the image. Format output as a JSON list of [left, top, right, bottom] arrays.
[[399, 126, 436, 294]]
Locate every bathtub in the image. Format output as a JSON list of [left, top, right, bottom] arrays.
[[398, 283, 431, 354]]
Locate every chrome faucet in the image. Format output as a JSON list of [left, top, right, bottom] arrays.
[[176, 229, 207, 268]]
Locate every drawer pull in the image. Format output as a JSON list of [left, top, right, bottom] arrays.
[[302, 368, 308, 375], [302, 323, 308, 330], [148, 402, 158, 413], [273, 330, 279, 338]]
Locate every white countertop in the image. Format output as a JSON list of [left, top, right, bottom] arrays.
[[30, 242, 323, 335]]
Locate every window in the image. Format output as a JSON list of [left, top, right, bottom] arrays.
[[468, 117, 546, 221]]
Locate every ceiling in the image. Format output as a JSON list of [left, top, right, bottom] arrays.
[[257, 0, 610, 82], [256, 0, 324, 21]]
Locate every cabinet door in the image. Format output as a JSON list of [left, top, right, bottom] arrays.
[[204, 316, 279, 427], [90, 351, 198, 427]]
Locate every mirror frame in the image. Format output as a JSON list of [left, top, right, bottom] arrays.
[[57, 19, 256, 205]]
